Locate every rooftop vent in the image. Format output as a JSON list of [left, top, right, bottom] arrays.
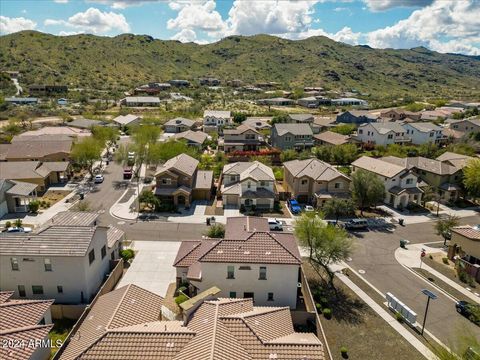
[[244, 251, 250, 255], [265, 251, 271, 255], [217, 250, 223, 254], [269, 354, 278, 359]]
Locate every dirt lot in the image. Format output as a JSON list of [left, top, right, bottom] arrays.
[[38, 190, 71, 208]]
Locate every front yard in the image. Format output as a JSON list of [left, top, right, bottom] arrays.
[[38, 190, 71, 209]]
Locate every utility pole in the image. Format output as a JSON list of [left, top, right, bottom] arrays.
[[420, 289, 437, 336]]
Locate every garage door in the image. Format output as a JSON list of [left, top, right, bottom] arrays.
[[256, 198, 272, 208], [225, 195, 238, 206]]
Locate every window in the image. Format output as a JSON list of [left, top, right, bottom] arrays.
[[406, 178, 413, 185], [239, 266, 251, 270], [230, 175, 236, 182], [162, 178, 171, 185], [18, 285, 26, 297], [229, 291, 237, 298], [301, 179, 308, 185], [32, 286, 44, 295], [387, 134, 393, 139], [227, 265, 235, 279], [44, 258, 52, 272], [285, 136, 291, 142], [89, 249, 95, 265], [260, 181, 266, 187], [247, 182, 251, 189], [259, 266, 267, 280], [358, 129, 363, 134], [267, 292, 274, 301], [57, 286, 63, 294], [429, 132, 434, 137], [334, 182, 342, 189], [11, 258, 19, 271], [101, 246, 107, 259]]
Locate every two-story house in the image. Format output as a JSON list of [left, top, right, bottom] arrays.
[[220, 161, 276, 210], [271, 123, 314, 150], [0, 211, 124, 304], [219, 124, 261, 152], [283, 158, 351, 206], [447, 225, 480, 284], [446, 118, 480, 137], [154, 153, 213, 207], [336, 110, 378, 125], [351, 156, 423, 209], [403, 122, 446, 145], [380, 109, 422, 121], [203, 110, 232, 132], [355, 122, 410, 146], [163, 117, 196, 133], [173, 229, 302, 308], [172, 130, 209, 148]]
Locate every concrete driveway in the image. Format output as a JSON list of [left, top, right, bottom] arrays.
[[116, 240, 181, 296]]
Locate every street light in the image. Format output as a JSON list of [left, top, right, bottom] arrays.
[[420, 289, 437, 336]]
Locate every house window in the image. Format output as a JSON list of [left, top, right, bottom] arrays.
[[259, 266, 267, 280], [429, 132, 434, 137], [162, 178, 171, 185], [18, 285, 26, 297], [247, 182, 251, 189], [301, 179, 308, 185], [359, 129, 363, 134], [229, 291, 236, 298], [11, 258, 19, 271], [89, 249, 95, 265], [239, 266, 251, 270], [101, 246, 107, 259], [406, 178, 413, 185], [44, 258, 52, 272], [32, 286, 44, 295], [230, 175, 236, 182], [227, 265, 235, 279], [260, 181, 266, 187], [387, 134, 393, 139], [57, 286, 63, 294], [267, 292, 274, 301], [334, 182, 342, 189], [285, 136, 291, 142]]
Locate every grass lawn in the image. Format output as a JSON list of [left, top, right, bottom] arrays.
[[303, 262, 424, 360], [49, 318, 76, 359]]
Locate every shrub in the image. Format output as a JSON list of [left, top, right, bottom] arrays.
[[322, 308, 332, 319], [315, 303, 322, 311], [340, 346, 348, 358], [28, 200, 40, 213], [14, 219, 23, 228], [429, 254, 433, 260], [320, 297, 329, 307], [206, 223, 225, 238], [120, 249, 135, 262], [5, 221, 12, 229], [175, 293, 189, 305], [442, 257, 449, 265], [395, 312, 404, 323]]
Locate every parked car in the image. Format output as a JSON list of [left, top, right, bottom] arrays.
[[304, 205, 315, 212], [94, 174, 104, 183], [123, 168, 133, 180], [456, 301, 480, 325], [7, 226, 32, 233], [343, 219, 368, 230], [287, 199, 302, 215], [139, 213, 159, 221], [268, 218, 283, 231]]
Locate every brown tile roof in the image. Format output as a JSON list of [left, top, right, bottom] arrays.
[[50, 211, 100, 226], [155, 153, 199, 177], [284, 158, 350, 182], [223, 161, 275, 182], [173, 130, 208, 144], [452, 226, 480, 240], [1, 325, 53, 360], [173, 239, 219, 268], [225, 216, 270, 239], [7, 136, 72, 159], [193, 170, 214, 189], [274, 123, 313, 136], [352, 156, 406, 178], [224, 124, 259, 135], [382, 156, 461, 175], [314, 130, 350, 145]]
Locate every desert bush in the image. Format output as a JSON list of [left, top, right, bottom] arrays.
[[322, 308, 332, 319]]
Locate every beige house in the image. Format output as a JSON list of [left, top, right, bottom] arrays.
[[0, 211, 123, 304], [164, 117, 196, 133], [154, 154, 213, 207], [18, 126, 91, 138], [448, 226, 480, 283], [352, 156, 423, 209], [283, 158, 351, 206], [220, 124, 261, 153], [220, 161, 276, 209], [314, 130, 352, 146], [380, 109, 422, 121], [446, 118, 480, 136], [4, 135, 73, 162], [172, 130, 208, 147], [0, 179, 38, 216]]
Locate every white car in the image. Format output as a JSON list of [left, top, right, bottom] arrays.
[[94, 174, 104, 183], [128, 151, 135, 159], [7, 226, 32, 233], [304, 205, 315, 212], [268, 218, 283, 231]]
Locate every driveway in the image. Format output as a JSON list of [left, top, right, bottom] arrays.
[[116, 241, 181, 296]]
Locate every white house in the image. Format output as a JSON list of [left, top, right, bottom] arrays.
[[203, 110, 232, 132], [112, 114, 142, 127], [351, 156, 423, 209], [403, 122, 446, 145], [356, 122, 410, 146], [173, 228, 302, 309], [0, 211, 124, 304], [220, 161, 276, 209]]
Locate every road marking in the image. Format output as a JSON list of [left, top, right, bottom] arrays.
[[117, 221, 125, 225]]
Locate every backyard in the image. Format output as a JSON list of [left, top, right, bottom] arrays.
[[49, 318, 76, 359]]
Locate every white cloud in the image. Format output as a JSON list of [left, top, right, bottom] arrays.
[[44, 7, 130, 34], [58, 30, 83, 36], [367, 0, 480, 55], [168, 0, 226, 35], [171, 28, 197, 42], [0, 16, 37, 34], [54, 0, 69, 4], [87, 0, 159, 9], [363, 0, 433, 12], [280, 26, 361, 45]]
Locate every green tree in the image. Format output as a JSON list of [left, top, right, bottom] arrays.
[[330, 143, 358, 165], [435, 214, 460, 246], [92, 126, 118, 157], [71, 137, 103, 179], [323, 198, 355, 223], [418, 142, 440, 159], [205, 223, 225, 238], [351, 169, 386, 215], [232, 112, 247, 124], [330, 124, 356, 136], [294, 213, 353, 289], [280, 149, 298, 162], [463, 159, 480, 201], [270, 113, 289, 125], [139, 189, 160, 212]]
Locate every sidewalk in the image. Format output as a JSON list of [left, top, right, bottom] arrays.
[[395, 243, 480, 303], [335, 272, 438, 360]]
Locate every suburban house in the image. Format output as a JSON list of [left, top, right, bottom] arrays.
[[314, 117, 337, 132], [0, 161, 70, 193], [5, 97, 39, 105], [243, 117, 272, 131], [447, 225, 480, 283], [355, 122, 410, 146], [283, 158, 351, 206], [257, 97, 295, 106], [446, 118, 480, 136], [120, 96, 161, 107], [154, 154, 213, 207], [203, 110, 232, 132], [3, 135, 73, 162], [220, 124, 261, 153], [28, 84, 67, 95], [67, 118, 108, 129], [0, 291, 54, 360], [0, 211, 124, 304], [169, 79, 190, 87], [435, 152, 474, 168], [173, 130, 209, 147], [58, 284, 324, 359], [336, 110, 377, 125], [314, 130, 352, 146], [219, 161, 276, 209], [288, 113, 314, 124], [403, 122, 446, 145], [174, 229, 302, 308], [297, 96, 321, 108], [18, 126, 91, 138], [271, 123, 314, 150], [381, 155, 471, 202], [380, 109, 422, 121], [352, 156, 423, 209], [331, 98, 368, 106], [164, 117, 197, 133], [0, 179, 38, 216], [112, 114, 142, 127]]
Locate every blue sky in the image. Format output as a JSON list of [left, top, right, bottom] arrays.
[[1, 0, 479, 55]]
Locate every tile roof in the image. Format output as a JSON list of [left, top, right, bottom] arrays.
[[352, 156, 406, 178], [407, 122, 442, 132], [224, 124, 259, 135], [173, 239, 219, 268], [193, 170, 214, 190], [165, 117, 196, 127], [224, 217, 270, 239], [284, 158, 349, 182], [6, 136, 72, 159], [18, 126, 91, 138], [1, 325, 53, 360], [50, 211, 100, 226], [173, 130, 208, 144], [107, 226, 124, 248], [113, 114, 142, 125], [274, 123, 313, 136], [5, 180, 37, 196], [451, 226, 480, 240], [204, 110, 231, 118], [288, 113, 314, 122], [314, 130, 350, 145], [367, 121, 405, 134], [155, 153, 199, 177], [0, 161, 44, 180], [223, 161, 275, 182]]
